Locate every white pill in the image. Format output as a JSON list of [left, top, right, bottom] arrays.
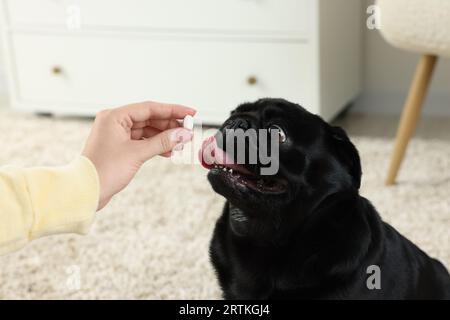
[[183, 115, 194, 130]]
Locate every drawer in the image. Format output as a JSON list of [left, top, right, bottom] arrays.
[[11, 34, 316, 121], [5, 0, 312, 37]]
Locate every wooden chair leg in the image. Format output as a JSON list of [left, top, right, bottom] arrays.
[[385, 54, 438, 186]]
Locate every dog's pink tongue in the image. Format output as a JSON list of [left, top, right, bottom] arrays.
[[199, 136, 234, 169]]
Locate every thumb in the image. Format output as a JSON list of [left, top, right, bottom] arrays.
[[137, 128, 193, 160]]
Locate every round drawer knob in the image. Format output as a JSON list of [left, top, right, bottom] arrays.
[[247, 76, 258, 86], [52, 66, 63, 75]]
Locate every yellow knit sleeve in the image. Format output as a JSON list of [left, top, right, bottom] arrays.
[[0, 156, 99, 256]]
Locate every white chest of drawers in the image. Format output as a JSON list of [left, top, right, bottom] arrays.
[[1, 0, 362, 124]]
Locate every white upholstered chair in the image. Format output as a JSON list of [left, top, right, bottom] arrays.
[[377, 0, 450, 185]]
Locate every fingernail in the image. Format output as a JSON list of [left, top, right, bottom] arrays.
[[171, 128, 193, 143]]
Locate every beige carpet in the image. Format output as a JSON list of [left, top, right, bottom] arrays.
[[0, 111, 449, 299]]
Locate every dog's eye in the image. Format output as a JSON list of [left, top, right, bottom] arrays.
[[268, 125, 287, 143]]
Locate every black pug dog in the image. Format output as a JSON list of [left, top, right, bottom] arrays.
[[199, 98, 450, 300]]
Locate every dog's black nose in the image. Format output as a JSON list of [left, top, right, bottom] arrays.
[[228, 119, 250, 131]]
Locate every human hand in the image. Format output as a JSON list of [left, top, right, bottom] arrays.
[[82, 101, 196, 210]]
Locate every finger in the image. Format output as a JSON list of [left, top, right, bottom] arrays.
[[132, 119, 181, 131], [131, 120, 151, 129], [131, 119, 181, 139], [131, 127, 161, 140], [160, 152, 172, 158], [116, 101, 196, 123], [135, 128, 193, 160]]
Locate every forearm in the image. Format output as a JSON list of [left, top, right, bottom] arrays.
[[0, 156, 99, 256]]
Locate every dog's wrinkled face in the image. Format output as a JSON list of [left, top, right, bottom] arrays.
[[200, 98, 361, 241]]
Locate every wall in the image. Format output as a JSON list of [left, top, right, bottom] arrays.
[[0, 1, 449, 115], [353, 0, 450, 115]]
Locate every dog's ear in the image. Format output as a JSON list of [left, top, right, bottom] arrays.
[[328, 126, 362, 189]]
